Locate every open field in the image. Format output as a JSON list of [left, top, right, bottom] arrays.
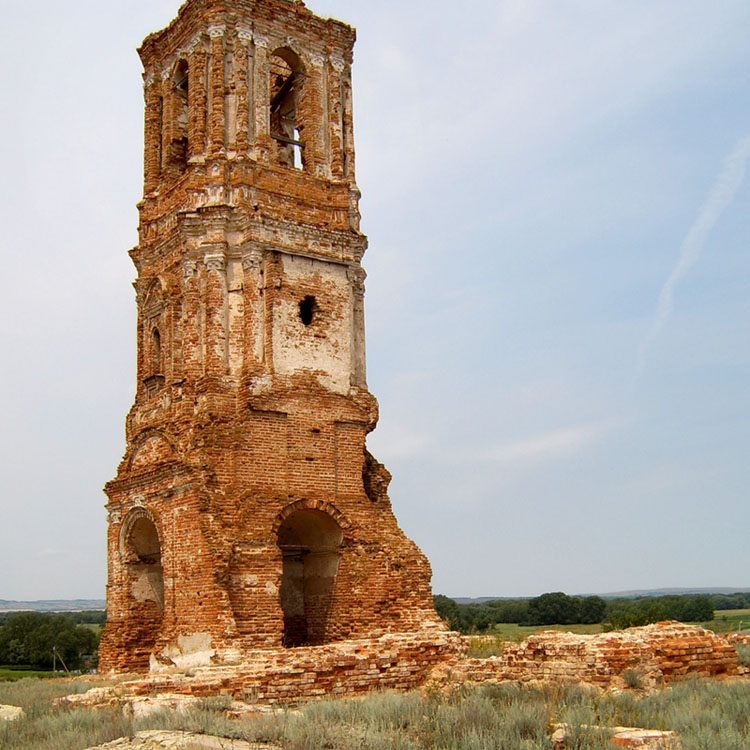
[[3, 674, 750, 749], [700, 608, 750, 633], [0, 668, 58, 682]]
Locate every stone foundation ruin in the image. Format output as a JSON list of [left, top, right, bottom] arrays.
[[436, 621, 744, 692], [99, 0, 447, 677], [77, 621, 743, 708]]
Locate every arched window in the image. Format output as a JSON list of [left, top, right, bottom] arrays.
[[168, 60, 189, 171], [269, 48, 304, 169], [174, 59, 189, 95]]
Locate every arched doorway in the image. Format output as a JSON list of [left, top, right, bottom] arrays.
[[119, 509, 164, 664], [277, 509, 343, 647]]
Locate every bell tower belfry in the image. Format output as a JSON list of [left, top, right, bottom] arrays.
[[99, 0, 443, 673]]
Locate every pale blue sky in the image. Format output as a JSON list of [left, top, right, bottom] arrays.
[[1, 1, 748, 600]]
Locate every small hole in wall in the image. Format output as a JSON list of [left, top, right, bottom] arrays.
[[299, 296, 315, 326]]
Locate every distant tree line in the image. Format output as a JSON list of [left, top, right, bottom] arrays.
[[0, 613, 100, 670], [606, 595, 714, 629], [434, 592, 716, 633], [0, 610, 105, 626], [710, 593, 750, 610], [70, 610, 107, 625]]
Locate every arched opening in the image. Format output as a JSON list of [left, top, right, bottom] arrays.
[[277, 509, 343, 647], [269, 48, 305, 169], [117, 508, 164, 669], [151, 327, 162, 375], [120, 510, 164, 612], [168, 60, 189, 171]]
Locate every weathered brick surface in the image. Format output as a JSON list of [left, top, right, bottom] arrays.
[[82, 631, 461, 705], [439, 622, 741, 691], [724, 631, 750, 646], [100, 0, 446, 674]]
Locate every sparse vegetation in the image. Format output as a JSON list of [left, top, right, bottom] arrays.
[[622, 668, 645, 690], [735, 644, 750, 667], [3, 675, 750, 749], [465, 634, 505, 658]]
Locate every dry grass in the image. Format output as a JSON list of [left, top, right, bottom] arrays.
[[2, 674, 750, 749]]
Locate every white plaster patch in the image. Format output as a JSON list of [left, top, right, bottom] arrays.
[[273, 255, 352, 394], [265, 581, 278, 595], [130, 569, 163, 606], [161, 632, 215, 669]]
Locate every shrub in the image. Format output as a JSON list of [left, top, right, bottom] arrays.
[[622, 668, 645, 690], [735, 644, 750, 667]]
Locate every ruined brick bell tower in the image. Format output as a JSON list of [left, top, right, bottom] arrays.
[[99, 0, 444, 673]]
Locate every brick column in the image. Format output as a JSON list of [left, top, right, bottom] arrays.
[[161, 67, 178, 156], [341, 63, 356, 181], [187, 38, 208, 159], [262, 251, 281, 374], [203, 245, 228, 375], [328, 56, 345, 180], [348, 266, 367, 388], [235, 29, 253, 152], [303, 54, 327, 177], [252, 35, 271, 161], [143, 73, 163, 192], [241, 246, 264, 377], [208, 25, 226, 155], [182, 259, 203, 379]]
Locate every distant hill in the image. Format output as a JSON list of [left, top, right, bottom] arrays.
[[587, 587, 750, 600], [0, 599, 105, 613], [451, 587, 750, 604]]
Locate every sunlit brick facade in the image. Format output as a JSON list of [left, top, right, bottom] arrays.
[[99, 0, 444, 673]]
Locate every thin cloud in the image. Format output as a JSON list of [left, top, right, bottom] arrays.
[[486, 423, 606, 465], [637, 135, 750, 376]]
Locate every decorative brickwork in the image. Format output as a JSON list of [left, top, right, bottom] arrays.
[[99, 0, 445, 673]]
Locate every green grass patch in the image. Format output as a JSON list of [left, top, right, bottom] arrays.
[[698, 608, 750, 634], [0, 668, 56, 682]]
